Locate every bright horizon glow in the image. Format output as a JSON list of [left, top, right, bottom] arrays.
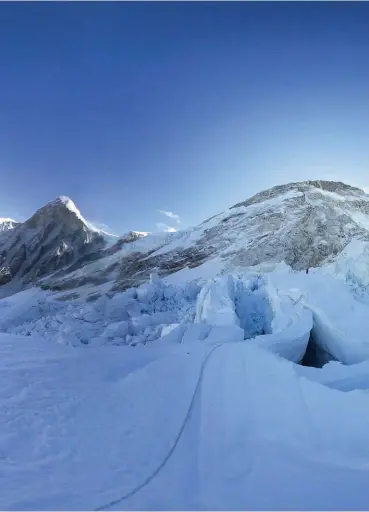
[[0, 2, 368, 234]]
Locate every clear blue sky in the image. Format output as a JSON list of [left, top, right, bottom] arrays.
[[1, 2, 368, 234]]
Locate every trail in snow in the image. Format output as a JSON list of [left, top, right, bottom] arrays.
[[113, 342, 369, 511], [95, 341, 227, 511], [0, 334, 211, 510], [2, 329, 369, 510]]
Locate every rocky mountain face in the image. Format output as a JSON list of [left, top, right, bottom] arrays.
[[226, 180, 369, 270], [0, 197, 111, 286], [1, 181, 369, 297]]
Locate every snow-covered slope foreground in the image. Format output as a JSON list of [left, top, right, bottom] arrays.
[[1, 263, 369, 510], [2, 329, 369, 510]]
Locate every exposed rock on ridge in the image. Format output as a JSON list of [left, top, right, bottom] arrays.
[[2, 181, 369, 296]]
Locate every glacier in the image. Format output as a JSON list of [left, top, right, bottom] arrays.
[[2, 181, 369, 510], [2, 258, 369, 510]]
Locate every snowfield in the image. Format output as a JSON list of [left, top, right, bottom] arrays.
[[2, 253, 369, 509], [2, 332, 369, 510]]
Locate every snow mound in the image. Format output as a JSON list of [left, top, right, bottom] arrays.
[[269, 269, 369, 365], [297, 357, 369, 392]]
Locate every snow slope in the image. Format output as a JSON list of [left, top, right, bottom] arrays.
[[2, 332, 369, 510]]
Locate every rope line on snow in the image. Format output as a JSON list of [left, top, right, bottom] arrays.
[[95, 292, 308, 510], [94, 341, 227, 511]]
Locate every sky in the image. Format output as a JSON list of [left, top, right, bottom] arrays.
[[0, 2, 369, 234]]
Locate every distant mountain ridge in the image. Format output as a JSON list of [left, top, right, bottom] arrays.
[[0, 197, 145, 287], [1, 181, 369, 298]]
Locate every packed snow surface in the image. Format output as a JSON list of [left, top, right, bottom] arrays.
[[2, 332, 369, 510], [2, 258, 369, 509]]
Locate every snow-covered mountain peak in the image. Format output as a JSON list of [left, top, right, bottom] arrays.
[[0, 218, 18, 232], [46, 197, 122, 239], [120, 231, 149, 243], [56, 195, 74, 203], [29, 196, 95, 232], [304, 179, 365, 195], [96, 178, 369, 291], [231, 180, 367, 210], [0, 217, 17, 223], [0, 195, 109, 286], [132, 230, 149, 237], [55, 196, 88, 220], [54, 196, 96, 228]]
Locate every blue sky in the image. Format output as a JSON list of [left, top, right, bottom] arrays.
[[1, 2, 368, 234]]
